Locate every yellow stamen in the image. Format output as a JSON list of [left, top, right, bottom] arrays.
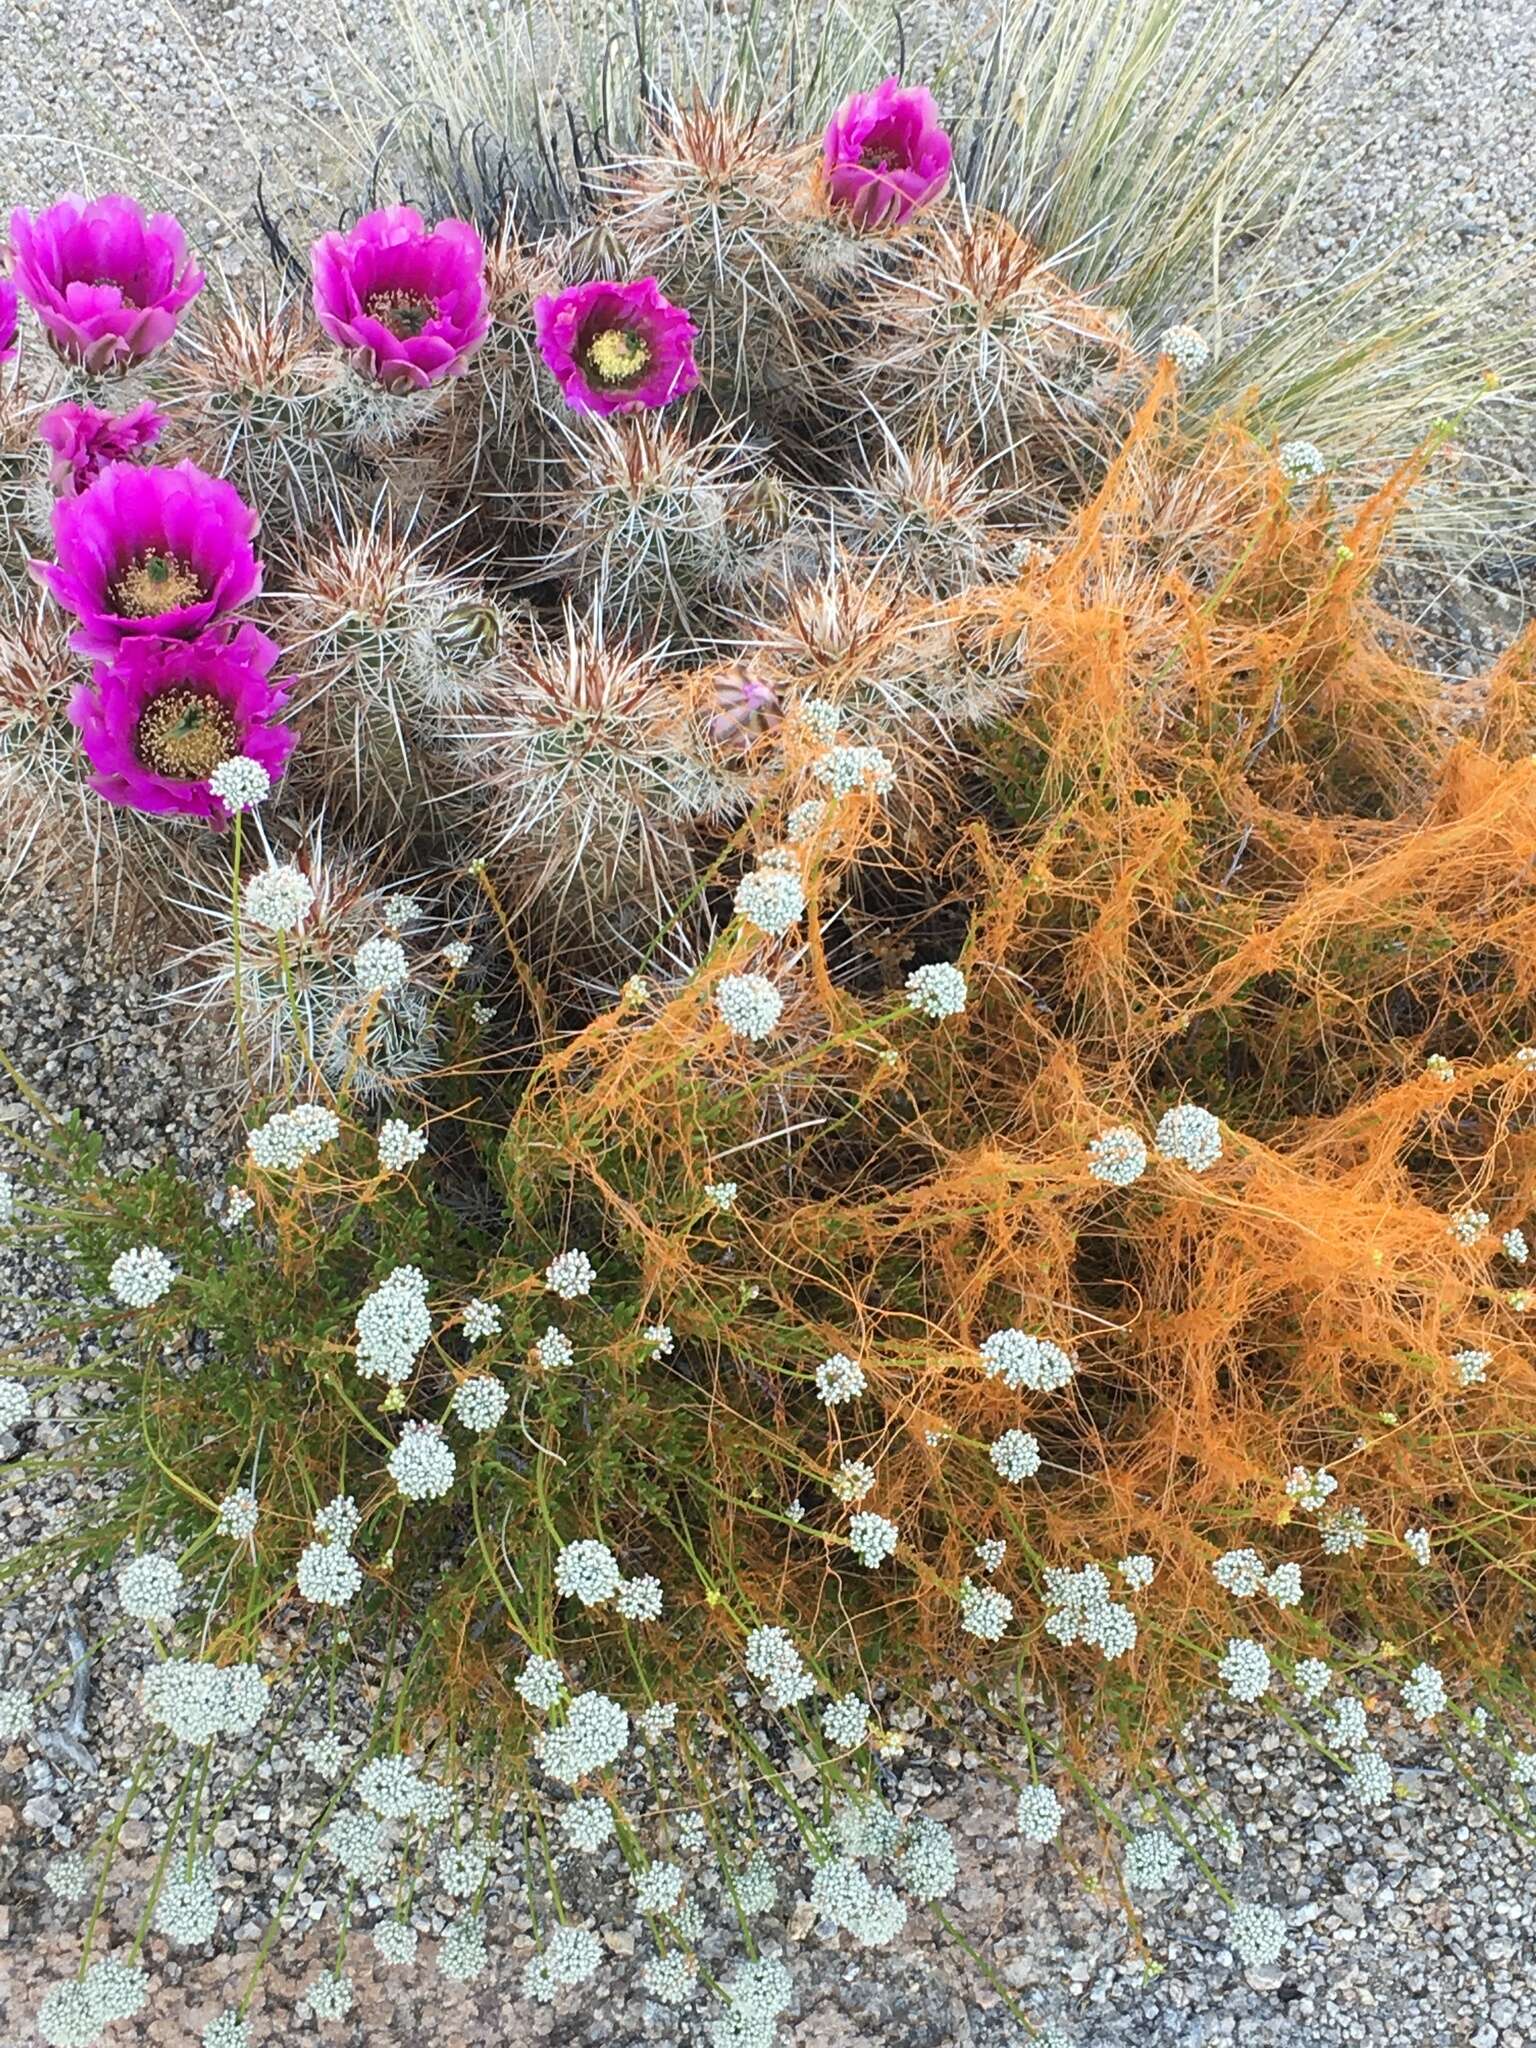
[[586, 326, 652, 386], [134, 688, 239, 781], [113, 552, 204, 619], [364, 289, 436, 339]]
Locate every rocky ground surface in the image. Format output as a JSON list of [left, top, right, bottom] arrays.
[[3, 0, 1536, 2044]]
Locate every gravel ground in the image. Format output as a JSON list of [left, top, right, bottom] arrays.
[[3, 2, 1536, 2045]]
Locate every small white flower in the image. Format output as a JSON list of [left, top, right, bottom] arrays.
[[451, 1374, 508, 1433], [704, 1179, 738, 1211], [1229, 1902, 1286, 1968], [208, 754, 271, 811], [377, 1118, 427, 1171], [296, 1541, 362, 1607], [463, 1297, 501, 1342], [633, 1861, 685, 1916], [1277, 439, 1328, 487], [638, 1699, 679, 1739], [832, 1457, 876, 1503], [1320, 1505, 1371, 1554], [1158, 323, 1210, 378], [1265, 1562, 1304, 1608], [733, 865, 805, 937], [515, 1655, 565, 1711], [980, 1327, 1075, 1392], [959, 1577, 1012, 1641], [108, 1243, 176, 1308], [816, 1351, 865, 1404], [1087, 1125, 1148, 1187], [1402, 1526, 1431, 1566], [545, 1248, 595, 1300], [0, 1685, 35, 1740], [1402, 1661, 1447, 1723], [974, 1537, 1006, 1572], [1447, 1205, 1489, 1248], [554, 1539, 622, 1607], [989, 1429, 1040, 1482], [1218, 1637, 1272, 1703], [1212, 1548, 1267, 1598], [643, 1322, 674, 1360], [372, 1922, 419, 1967], [1154, 1103, 1223, 1172], [353, 935, 410, 993], [1293, 1658, 1332, 1703], [536, 1691, 629, 1783], [1284, 1464, 1337, 1512], [1350, 1748, 1395, 1807], [848, 1511, 898, 1567], [715, 971, 784, 1041], [1123, 1829, 1184, 1889], [560, 1796, 614, 1851], [905, 962, 967, 1019], [1117, 1553, 1156, 1590], [813, 743, 894, 799], [0, 1378, 32, 1433], [441, 940, 472, 970], [45, 1852, 89, 1902], [0, 1172, 12, 1225], [354, 1264, 432, 1384], [534, 1324, 574, 1369], [302, 1973, 354, 2024], [388, 1421, 456, 1501], [216, 1488, 259, 1541], [117, 1552, 183, 1623], [821, 1694, 871, 1749], [247, 1102, 340, 1172], [242, 862, 314, 933], [640, 1953, 695, 2004], [1452, 1346, 1490, 1387], [1502, 1227, 1528, 1265], [154, 1863, 219, 1944], [615, 1574, 664, 1622], [787, 796, 828, 842], [219, 1186, 255, 1230], [1014, 1783, 1063, 1843]]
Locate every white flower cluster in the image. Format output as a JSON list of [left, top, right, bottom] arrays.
[[896, 1815, 957, 1902], [216, 1488, 259, 1541], [154, 1863, 218, 1945], [634, 1861, 685, 1916], [1402, 1661, 1447, 1722], [0, 1685, 34, 1739], [832, 1457, 876, 1502], [353, 934, 410, 992], [1266, 1561, 1303, 1608], [1403, 1526, 1431, 1566], [821, 1694, 870, 1749], [117, 1552, 183, 1623], [440, 1913, 489, 1983], [220, 1186, 254, 1230], [355, 1264, 432, 1383], [812, 743, 894, 798], [1211, 1548, 1266, 1598], [1447, 1204, 1489, 1247], [208, 753, 270, 810], [1087, 1124, 1148, 1187], [1350, 1749, 1395, 1806], [535, 1325, 574, 1369], [1014, 1783, 1064, 1843], [462, 1297, 501, 1341], [959, 1577, 1012, 1641], [358, 1752, 439, 1820], [1218, 1637, 1272, 1703], [975, 1537, 1007, 1573], [142, 1659, 265, 1744], [522, 1925, 603, 2003], [301, 1974, 354, 2024], [1158, 323, 1211, 378], [1117, 1553, 1156, 1590], [315, 1494, 361, 1545], [704, 1179, 738, 1211], [716, 972, 783, 1040], [298, 1731, 347, 1778], [1228, 1901, 1287, 1968], [1503, 1227, 1528, 1265], [515, 1655, 565, 1711], [637, 1699, 678, 1740], [735, 1850, 777, 1915], [0, 1171, 13, 1225], [848, 1511, 898, 1567], [388, 1421, 456, 1500], [0, 1378, 32, 1433], [1320, 1505, 1370, 1555], [38, 1960, 149, 2047], [545, 1248, 595, 1300], [452, 1374, 508, 1433], [980, 1327, 1075, 1392], [537, 1692, 630, 1783], [247, 1102, 339, 1171], [555, 1539, 622, 1607], [744, 1625, 816, 1709], [990, 1428, 1041, 1482], [905, 962, 967, 1019], [616, 1574, 664, 1622], [1043, 1565, 1137, 1660], [1277, 439, 1328, 487], [560, 1796, 614, 1852], [295, 1533, 363, 1607], [1293, 1658, 1332, 1703], [323, 1810, 390, 1883], [643, 1322, 673, 1360], [641, 1954, 696, 2005], [810, 1857, 908, 1947], [242, 861, 314, 932], [1154, 1103, 1223, 1172], [733, 865, 805, 937], [816, 1351, 866, 1404], [377, 1117, 427, 1170], [1123, 1830, 1183, 1889], [441, 939, 473, 970], [710, 1956, 793, 2047], [1284, 1465, 1338, 1513], [787, 796, 827, 842], [108, 1244, 176, 1308], [204, 2012, 252, 2048], [1452, 1346, 1490, 1388], [1325, 1696, 1368, 1751], [372, 1921, 418, 1967]]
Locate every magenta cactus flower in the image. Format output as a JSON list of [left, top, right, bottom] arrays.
[[0, 277, 17, 366], [68, 622, 296, 820], [8, 194, 204, 374], [534, 278, 700, 416], [311, 205, 491, 394], [822, 79, 953, 231], [38, 400, 166, 498], [31, 459, 261, 658]]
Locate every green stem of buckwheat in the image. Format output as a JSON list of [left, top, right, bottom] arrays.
[[135, 1769, 193, 1951], [240, 1769, 360, 2011], [231, 810, 250, 1081], [931, 1908, 1030, 2026], [79, 1748, 157, 1970]]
